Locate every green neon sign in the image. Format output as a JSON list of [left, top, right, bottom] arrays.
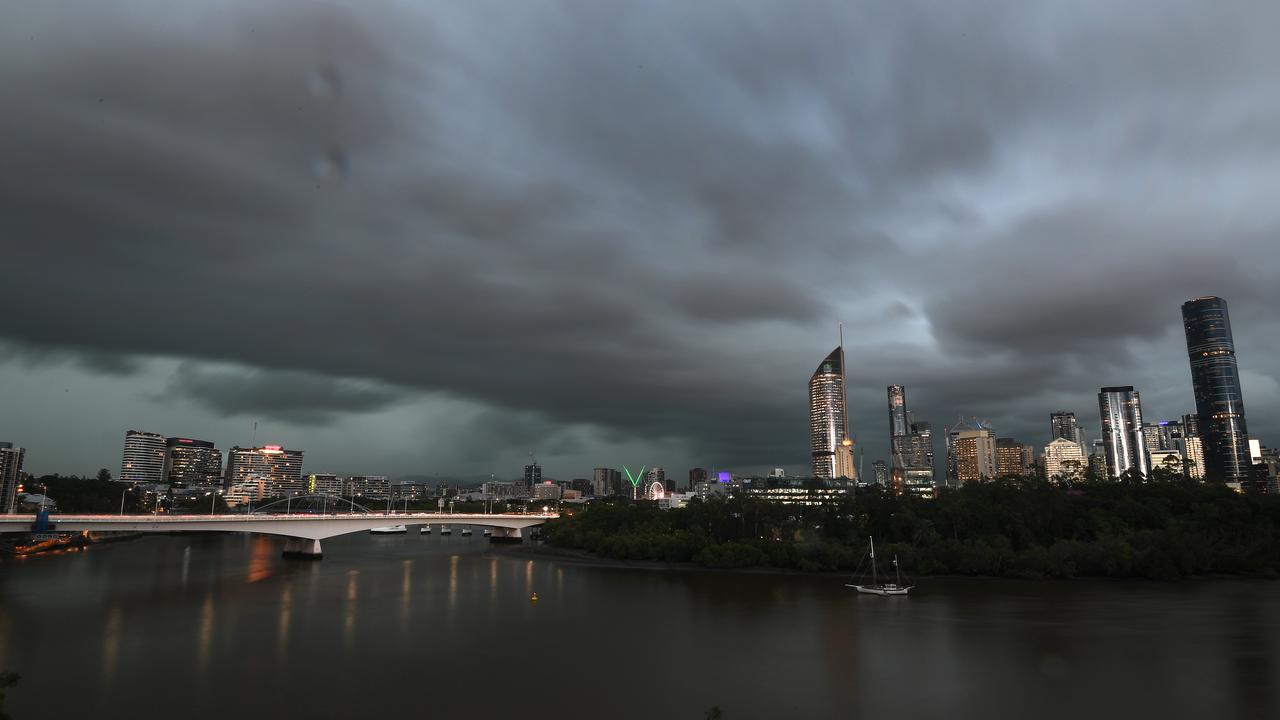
[[622, 465, 647, 489]]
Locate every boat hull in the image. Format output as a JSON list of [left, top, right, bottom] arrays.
[[846, 584, 911, 596], [370, 525, 408, 534]]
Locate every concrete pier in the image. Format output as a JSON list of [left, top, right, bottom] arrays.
[[282, 537, 323, 559]]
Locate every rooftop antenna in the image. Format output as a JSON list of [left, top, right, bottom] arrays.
[[839, 321, 850, 442], [251, 420, 258, 448]]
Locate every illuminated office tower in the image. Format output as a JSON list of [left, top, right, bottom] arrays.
[[1182, 297, 1254, 489], [120, 430, 167, 484], [888, 385, 909, 468], [224, 445, 305, 494], [809, 346, 855, 481], [165, 437, 223, 486], [1098, 387, 1148, 479], [953, 427, 997, 483], [1, 442, 25, 514], [995, 438, 1034, 477]]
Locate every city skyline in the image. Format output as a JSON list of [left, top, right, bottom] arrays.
[[4, 1, 1280, 479]]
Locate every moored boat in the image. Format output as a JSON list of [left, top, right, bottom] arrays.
[[846, 536, 912, 596], [370, 525, 408, 534]]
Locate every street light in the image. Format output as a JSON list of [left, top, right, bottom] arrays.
[[120, 486, 128, 516]]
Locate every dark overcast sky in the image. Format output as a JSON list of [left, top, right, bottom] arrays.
[[2, 0, 1279, 480]]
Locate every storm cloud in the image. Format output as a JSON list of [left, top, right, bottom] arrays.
[[3, 0, 1279, 477]]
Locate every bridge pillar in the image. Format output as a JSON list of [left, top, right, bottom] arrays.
[[282, 537, 323, 560], [488, 526, 523, 544]]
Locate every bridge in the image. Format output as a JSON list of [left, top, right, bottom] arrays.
[[0, 512, 556, 559]]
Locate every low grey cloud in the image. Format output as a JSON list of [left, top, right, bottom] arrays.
[[3, 0, 1280, 475], [160, 363, 407, 426]]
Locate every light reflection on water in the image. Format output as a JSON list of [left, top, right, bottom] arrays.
[[1, 533, 1277, 720]]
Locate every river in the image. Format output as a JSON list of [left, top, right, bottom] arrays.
[[1, 532, 1277, 719]]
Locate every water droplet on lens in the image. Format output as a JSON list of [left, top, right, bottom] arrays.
[[304, 64, 341, 101], [311, 147, 349, 182]]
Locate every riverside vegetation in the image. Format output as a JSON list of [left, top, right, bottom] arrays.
[[543, 480, 1280, 579]]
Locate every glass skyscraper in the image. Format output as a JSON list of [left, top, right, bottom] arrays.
[[1098, 386, 1148, 479], [809, 347, 851, 480], [1182, 297, 1254, 488]]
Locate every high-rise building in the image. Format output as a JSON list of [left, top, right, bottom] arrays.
[[1050, 411, 1079, 442], [1098, 386, 1148, 479], [524, 462, 542, 488], [348, 475, 390, 499], [1089, 439, 1108, 478], [165, 437, 223, 486], [872, 460, 888, 486], [1182, 297, 1254, 489], [1141, 423, 1169, 454], [1180, 414, 1206, 480], [687, 467, 708, 490], [1044, 438, 1086, 482], [953, 428, 997, 483], [888, 385, 909, 468], [1, 442, 26, 514], [307, 473, 344, 496], [224, 445, 304, 494], [120, 430, 167, 484], [645, 467, 667, 490], [596, 468, 623, 496], [809, 346, 855, 481], [995, 438, 1034, 478]]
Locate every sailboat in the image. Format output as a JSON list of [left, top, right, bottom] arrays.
[[846, 536, 912, 596]]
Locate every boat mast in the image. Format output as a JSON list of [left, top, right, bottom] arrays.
[[869, 536, 877, 587], [894, 554, 902, 586]]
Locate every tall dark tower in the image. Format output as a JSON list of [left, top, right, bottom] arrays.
[[887, 385, 908, 467], [1182, 297, 1253, 488]]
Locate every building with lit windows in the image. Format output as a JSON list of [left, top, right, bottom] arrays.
[[872, 460, 888, 487], [995, 438, 1034, 478], [952, 428, 997, 483], [1, 442, 25, 514], [809, 347, 855, 481], [1182, 297, 1255, 489], [224, 445, 304, 494], [1044, 438, 1086, 482], [888, 385, 909, 468], [1098, 387, 1148, 479], [165, 437, 222, 486], [348, 475, 390, 499], [307, 473, 343, 496], [1149, 449, 1184, 477], [1178, 414, 1205, 480], [120, 430, 167, 484]]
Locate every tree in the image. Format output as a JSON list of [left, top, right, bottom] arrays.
[[96, 468, 112, 482], [0, 671, 18, 720]]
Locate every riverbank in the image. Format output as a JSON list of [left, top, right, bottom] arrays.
[[497, 541, 1269, 583], [495, 542, 873, 577]]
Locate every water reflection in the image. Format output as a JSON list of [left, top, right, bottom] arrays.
[[102, 604, 122, 685], [400, 559, 413, 632], [277, 584, 293, 656], [343, 570, 359, 648], [448, 555, 459, 613], [247, 536, 275, 583], [197, 592, 215, 677], [4, 535, 1280, 720]]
